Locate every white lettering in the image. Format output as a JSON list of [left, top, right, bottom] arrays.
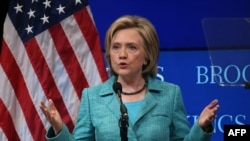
[[242, 65, 250, 81], [228, 129, 235, 136], [224, 65, 241, 83], [235, 115, 246, 125], [227, 129, 246, 136], [196, 66, 209, 84], [218, 115, 233, 132], [210, 66, 223, 84], [241, 129, 246, 136], [196, 65, 250, 84], [156, 66, 164, 81], [235, 129, 241, 136], [187, 114, 247, 133]]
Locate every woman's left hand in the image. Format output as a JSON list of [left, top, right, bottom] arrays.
[[198, 99, 219, 129]]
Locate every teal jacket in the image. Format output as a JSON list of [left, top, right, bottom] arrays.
[[46, 76, 212, 141]]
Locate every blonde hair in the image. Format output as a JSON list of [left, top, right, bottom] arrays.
[[105, 15, 159, 78]]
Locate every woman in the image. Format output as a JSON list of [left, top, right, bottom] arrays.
[[40, 15, 219, 141]]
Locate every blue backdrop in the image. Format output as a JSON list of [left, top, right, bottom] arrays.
[[158, 50, 249, 141], [89, 0, 250, 50], [90, 1, 250, 141]]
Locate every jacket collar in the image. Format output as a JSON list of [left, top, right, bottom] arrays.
[[99, 76, 116, 96], [101, 76, 164, 128], [99, 76, 163, 96]]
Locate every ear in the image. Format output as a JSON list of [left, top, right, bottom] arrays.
[[144, 58, 149, 65]]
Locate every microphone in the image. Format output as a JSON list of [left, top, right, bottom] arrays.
[[113, 82, 122, 98], [244, 82, 250, 89], [218, 82, 250, 89], [113, 82, 128, 115], [113, 81, 129, 141]]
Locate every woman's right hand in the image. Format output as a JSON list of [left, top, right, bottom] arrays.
[[40, 99, 63, 134]]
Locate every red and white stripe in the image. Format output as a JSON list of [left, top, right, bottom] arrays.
[[0, 6, 107, 141]]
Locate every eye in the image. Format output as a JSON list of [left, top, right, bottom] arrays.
[[128, 45, 137, 51], [112, 45, 120, 49], [111, 45, 120, 52]]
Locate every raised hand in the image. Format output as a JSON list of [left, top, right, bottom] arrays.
[[40, 99, 63, 134], [198, 99, 219, 130]]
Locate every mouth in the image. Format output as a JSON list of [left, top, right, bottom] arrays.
[[119, 62, 128, 69]]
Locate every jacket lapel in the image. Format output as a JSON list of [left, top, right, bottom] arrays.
[[99, 76, 121, 120], [134, 91, 157, 124], [133, 77, 161, 124], [100, 76, 162, 127], [106, 94, 121, 119]]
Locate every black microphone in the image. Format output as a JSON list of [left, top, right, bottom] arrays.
[[244, 82, 250, 89], [113, 81, 129, 141], [113, 82, 122, 98], [113, 82, 128, 115]]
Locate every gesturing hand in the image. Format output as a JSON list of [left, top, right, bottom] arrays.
[[198, 99, 219, 130], [40, 99, 63, 134]]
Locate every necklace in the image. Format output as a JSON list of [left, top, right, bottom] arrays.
[[122, 83, 147, 95]]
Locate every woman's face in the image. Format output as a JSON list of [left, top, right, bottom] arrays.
[[110, 28, 146, 78]]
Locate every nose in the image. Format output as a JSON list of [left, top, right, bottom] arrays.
[[119, 47, 127, 59]]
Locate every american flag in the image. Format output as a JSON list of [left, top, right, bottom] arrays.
[[0, 0, 108, 140]]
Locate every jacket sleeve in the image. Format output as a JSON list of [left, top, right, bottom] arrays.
[[45, 88, 95, 141], [187, 121, 212, 141], [170, 85, 212, 141], [46, 124, 74, 141], [169, 85, 191, 140], [72, 88, 95, 140]]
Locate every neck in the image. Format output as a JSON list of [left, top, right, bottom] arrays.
[[122, 82, 147, 95]]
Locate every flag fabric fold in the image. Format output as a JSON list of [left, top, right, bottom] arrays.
[[0, 0, 108, 140]]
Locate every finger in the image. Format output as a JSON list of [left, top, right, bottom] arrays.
[[212, 105, 219, 115], [207, 99, 219, 109], [40, 102, 48, 114], [40, 102, 46, 109], [48, 99, 57, 111], [209, 106, 220, 121], [211, 103, 219, 112], [40, 101, 53, 120]]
